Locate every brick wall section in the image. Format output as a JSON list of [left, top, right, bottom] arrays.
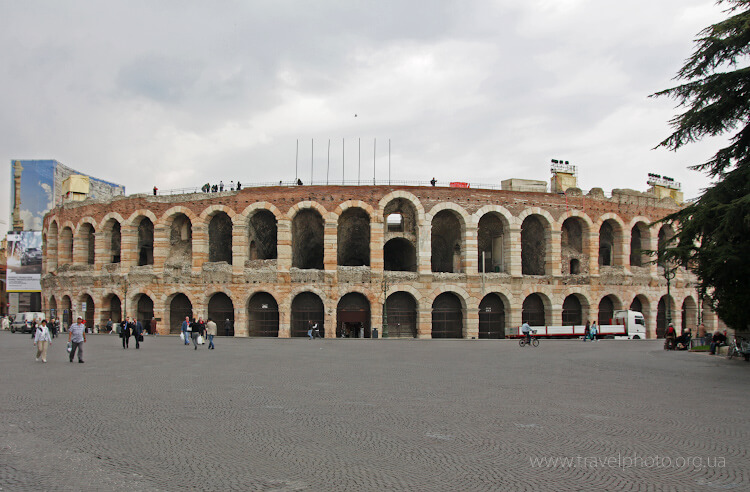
[[41, 185, 709, 339]]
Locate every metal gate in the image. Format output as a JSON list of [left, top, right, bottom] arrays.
[[137, 295, 154, 333], [479, 294, 505, 339], [384, 292, 417, 338], [598, 296, 615, 325], [208, 293, 234, 336], [562, 295, 582, 326], [337, 293, 370, 337], [291, 292, 324, 337], [247, 293, 279, 337], [432, 293, 463, 338], [522, 294, 545, 326]]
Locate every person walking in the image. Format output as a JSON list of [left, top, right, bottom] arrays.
[[224, 318, 232, 337], [68, 316, 86, 363], [206, 318, 217, 349], [132, 318, 143, 349], [150, 317, 157, 336], [121, 317, 131, 349], [590, 321, 598, 341], [583, 320, 590, 342], [50, 318, 58, 338], [34, 319, 52, 363], [190, 318, 202, 350], [307, 321, 314, 340], [181, 316, 191, 345]]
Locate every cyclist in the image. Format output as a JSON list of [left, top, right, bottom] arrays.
[[521, 322, 531, 345]]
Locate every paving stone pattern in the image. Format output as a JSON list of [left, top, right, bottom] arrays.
[[1, 332, 748, 491]]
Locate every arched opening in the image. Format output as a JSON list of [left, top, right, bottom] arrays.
[[432, 292, 463, 338], [60, 227, 73, 265], [247, 210, 277, 261], [384, 238, 417, 272], [81, 294, 94, 331], [383, 198, 417, 236], [292, 209, 324, 269], [136, 295, 154, 332], [562, 295, 583, 326], [630, 222, 648, 267], [137, 217, 154, 266], [337, 208, 370, 266], [48, 296, 57, 321], [522, 294, 546, 326], [599, 220, 621, 267], [101, 294, 122, 326], [431, 210, 463, 273], [477, 213, 507, 273], [208, 292, 235, 336], [169, 293, 193, 334], [386, 213, 403, 232], [561, 217, 587, 275], [479, 293, 505, 338], [656, 296, 673, 338], [336, 292, 371, 338], [247, 292, 279, 337], [521, 215, 546, 275], [61, 295, 72, 329], [167, 214, 192, 267], [80, 223, 95, 265], [682, 297, 697, 334], [106, 219, 121, 263], [291, 292, 325, 337], [657, 224, 675, 269], [208, 212, 233, 264], [598, 295, 617, 325], [630, 296, 643, 314], [384, 292, 417, 338]]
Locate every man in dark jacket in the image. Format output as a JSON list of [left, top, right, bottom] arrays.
[[132, 318, 144, 349], [191, 318, 202, 350]]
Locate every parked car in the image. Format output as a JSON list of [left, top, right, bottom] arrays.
[[10, 312, 45, 333], [21, 247, 42, 266]]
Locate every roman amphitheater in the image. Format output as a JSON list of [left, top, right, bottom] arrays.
[[40, 176, 715, 339]]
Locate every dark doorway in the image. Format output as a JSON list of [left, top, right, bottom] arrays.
[[170, 293, 193, 334], [562, 295, 583, 326], [432, 292, 463, 338], [247, 292, 279, 337], [291, 292, 324, 337], [522, 294, 545, 326], [137, 295, 154, 332], [384, 292, 417, 338], [137, 218, 154, 266], [208, 293, 235, 336], [82, 295, 94, 331], [336, 293, 370, 338], [598, 296, 615, 325], [384, 238, 417, 271], [479, 294, 505, 339]]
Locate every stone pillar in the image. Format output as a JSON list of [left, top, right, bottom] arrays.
[[417, 303, 432, 339], [72, 230, 85, 265], [417, 219, 432, 275], [192, 223, 208, 274], [550, 302, 562, 327], [324, 218, 337, 272], [464, 222, 479, 277], [549, 229, 562, 277], [278, 307, 291, 338], [370, 217, 384, 273], [120, 225, 137, 272], [506, 298, 522, 337], [465, 300, 479, 339], [277, 218, 292, 273], [589, 233, 600, 277], [46, 232, 58, 272], [234, 302, 248, 337], [508, 225, 522, 277], [232, 222, 248, 276]]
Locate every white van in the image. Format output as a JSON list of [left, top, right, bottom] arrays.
[[10, 312, 45, 333]]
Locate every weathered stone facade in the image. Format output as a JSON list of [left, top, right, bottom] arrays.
[[40, 185, 713, 338]]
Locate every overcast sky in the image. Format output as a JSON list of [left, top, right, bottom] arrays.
[[0, 0, 729, 230]]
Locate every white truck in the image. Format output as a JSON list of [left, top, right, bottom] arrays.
[[514, 310, 647, 340]]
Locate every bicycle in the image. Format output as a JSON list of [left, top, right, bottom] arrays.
[[726, 337, 750, 361], [519, 330, 540, 347]]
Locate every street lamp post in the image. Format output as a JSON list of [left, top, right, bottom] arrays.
[[664, 264, 676, 327]]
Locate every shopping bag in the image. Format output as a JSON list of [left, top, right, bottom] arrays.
[[66, 342, 72, 353], [179, 332, 184, 341], [197, 335, 204, 345]]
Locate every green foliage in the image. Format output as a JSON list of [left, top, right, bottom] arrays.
[[653, 1, 750, 330]]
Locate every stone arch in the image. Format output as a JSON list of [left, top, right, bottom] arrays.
[[479, 293, 508, 338], [77, 292, 95, 330], [681, 296, 698, 334], [101, 293, 122, 326], [164, 212, 193, 267], [48, 295, 57, 320], [167, 292, 194, 334], [384, 237, 417, 271], [378, 191, 425, 221], [560, 213, 592, 275], [243, 204, 279, 262], [291, 207, 325, 269], [207, 292, 235, 335], [656, 295, 676, 338], [596, 214, 626, 267], [522, 292, 552, 326], [430, 208, 466, 273], [519, 211, 552, 275], [384, 291, 418, 338], [60, 295, 72, 328], [337, 207, 371, 267], [598, 294, 622, 325], [59, 225, 74, 265], [628, 217, 652, 267], [562, 293, 591, 326], [207, 212, 233, 264], [432, 291, 464, 338], [247, 291, 280, 337], [127, 213, 156, 266], [100, 214, 123, 264], [135, 294, 155, 331], [476, 210, 511, 273], [76, 219, 97, 265], [382, 194, 422, 271], [47, 220, 59, 270], [290, 291, 325, 338], [336, 292, 371, 337], [657, 223, 676, 269]]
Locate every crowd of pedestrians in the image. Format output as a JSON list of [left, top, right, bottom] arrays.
[[200, 180, 241, 193]]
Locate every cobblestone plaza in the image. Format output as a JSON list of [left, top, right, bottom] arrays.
[[1, 332, 748, 491]]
